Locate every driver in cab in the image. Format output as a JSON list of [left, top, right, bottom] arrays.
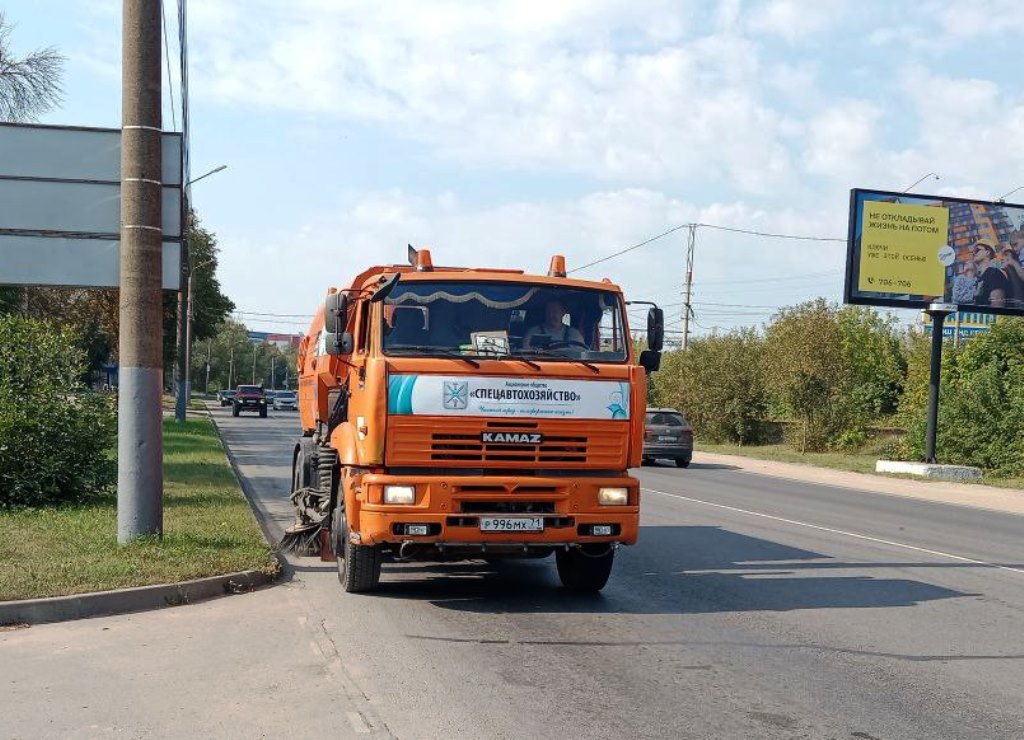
[[523, 299, 585, 349]]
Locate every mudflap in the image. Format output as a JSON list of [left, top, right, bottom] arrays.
[[319, 525, 334, 561]]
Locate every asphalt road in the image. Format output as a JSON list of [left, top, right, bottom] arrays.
[[6, 405, 1024, 739]]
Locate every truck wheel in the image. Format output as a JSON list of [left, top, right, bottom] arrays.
[[259, 406, 268, 418], [556, 546, 614, 592], [333, 503, 382, 593], [676, 457, 691, 468], [232, 404, 240, 417]]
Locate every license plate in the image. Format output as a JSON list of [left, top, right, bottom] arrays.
[[479, 517, 544, 532], [658, 435, 677, 442]]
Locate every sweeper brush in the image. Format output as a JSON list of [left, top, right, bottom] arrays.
[[279, 520, 324, 557]]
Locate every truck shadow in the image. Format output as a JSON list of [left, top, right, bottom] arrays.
[[372, 525, 976, 615]]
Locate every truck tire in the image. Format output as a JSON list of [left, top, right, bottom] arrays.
[[556, 546, 614, 592], [259, 406, 267, 418], [675, 457, 690, 468], [333, 503, 382, 593], [232, 404, 240, 417]]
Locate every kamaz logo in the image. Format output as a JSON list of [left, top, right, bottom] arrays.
[[481, 431, 543, 445]]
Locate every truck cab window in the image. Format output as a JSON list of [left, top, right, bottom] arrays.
[[381, 282, 628, 363]]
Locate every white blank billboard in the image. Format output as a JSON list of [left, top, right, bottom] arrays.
[[0, 123, 183, 290]]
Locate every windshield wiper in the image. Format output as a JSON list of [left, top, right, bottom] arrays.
[[386, 345, 480, 368], [515, 348, 600, 374]]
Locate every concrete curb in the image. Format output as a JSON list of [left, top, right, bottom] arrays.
[[0, 410, 283, 627], [0, 570, 274, 626]]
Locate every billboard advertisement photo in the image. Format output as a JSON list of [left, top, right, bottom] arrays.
[[845, 188, 1024, 315]]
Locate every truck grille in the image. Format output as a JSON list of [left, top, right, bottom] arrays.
[[431, 429, 587, 463], [387, 417, 627, 468]]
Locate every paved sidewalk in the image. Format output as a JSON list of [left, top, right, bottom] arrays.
[[695, 451, 1024, 517]]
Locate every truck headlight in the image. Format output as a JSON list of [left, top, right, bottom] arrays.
[[597, 487, 629, 505], [383, 485, 416, 505]]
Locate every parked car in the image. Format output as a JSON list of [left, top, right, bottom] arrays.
[[232, 385, 268, 418], [642, 408, 693, 467], [218, 389, 237, 407], [273, 390, 298, 410]]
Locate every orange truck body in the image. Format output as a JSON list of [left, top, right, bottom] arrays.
[[291, 252, 657, 591]]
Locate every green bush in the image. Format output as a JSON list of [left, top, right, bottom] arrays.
[[0, 316, 116, 508], [653, 329, 770, 445], [898, 318, 1024, 475]]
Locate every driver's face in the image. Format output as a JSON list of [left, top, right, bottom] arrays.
[[545, 301, 565, 325]]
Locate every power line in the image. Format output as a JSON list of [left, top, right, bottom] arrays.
[[160, 1, 177, 131], [235, 310, 312, 319], [569, 223, 690, 274], [695, 222, 845, 242], [570, 221, 845, 276]]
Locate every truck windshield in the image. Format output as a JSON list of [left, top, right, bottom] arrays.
[[382, 281, 628, 362]]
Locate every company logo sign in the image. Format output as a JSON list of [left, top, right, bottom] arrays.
[[442, 380, 469, 410], [481, 431, 544, 445]]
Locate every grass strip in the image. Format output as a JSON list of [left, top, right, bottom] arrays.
[[0, 418, 278, 601]]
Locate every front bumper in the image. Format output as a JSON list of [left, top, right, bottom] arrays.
[[352, 473, 640, 547]]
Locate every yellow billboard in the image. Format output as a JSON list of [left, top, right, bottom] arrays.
[[857, 200, 949, 296]]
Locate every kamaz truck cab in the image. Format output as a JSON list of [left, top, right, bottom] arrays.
[[286, 248, 664, 593]]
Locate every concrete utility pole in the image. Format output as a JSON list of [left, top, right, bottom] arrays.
[[205, 338, 211, 396], [252, 344, 257, 384], [228, 345, 234, 389], [118, 0, 164, 542], [681, 224, 696, 350]]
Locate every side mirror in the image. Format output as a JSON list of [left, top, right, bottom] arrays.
[[639, 349, 661, 374], [324, 293, 350, 334], [324, 331, 354, 357], [647, 307, 664, 352], [370, 273, 400, 303]]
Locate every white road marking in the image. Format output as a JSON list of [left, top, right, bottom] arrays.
[[642, 487, 1024, 576]]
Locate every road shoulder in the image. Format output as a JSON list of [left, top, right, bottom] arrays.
[[691, 451, 1024, 516]]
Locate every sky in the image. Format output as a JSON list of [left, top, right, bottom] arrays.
[[12, 0, 1024, 338]]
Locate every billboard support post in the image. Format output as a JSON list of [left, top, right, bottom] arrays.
[[924, 303, 955, 463]]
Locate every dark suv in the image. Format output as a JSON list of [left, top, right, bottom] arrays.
[[642, 408, 693, 467], [232, 385, 268, 418]]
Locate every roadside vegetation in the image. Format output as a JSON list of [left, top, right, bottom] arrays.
[[0, 417, 278, 601], [650, 301, 1024, 482], [0, 315, 276, 601]]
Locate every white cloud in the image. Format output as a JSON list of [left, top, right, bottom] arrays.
[[802, 100, 883, 180], [746, 0, 848, 43], [186, 1, 794, 191]]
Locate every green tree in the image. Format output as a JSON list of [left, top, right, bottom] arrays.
[[0, 11, 63, 121], [763, 299, 850, 452], [837, 305, 905, 418], [898, 319, 1024, 475], [653, 329, 768, 445]]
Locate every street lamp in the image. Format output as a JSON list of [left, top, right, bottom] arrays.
[[175, 164, 227, 422], [902, 172, 939, 193], [997, 185, 1024, 203], [188, 164, 227, 187]]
